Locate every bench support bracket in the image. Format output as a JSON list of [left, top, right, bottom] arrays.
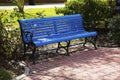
[[56, 41, 70, 56], [83, 36, 97, 49], [23, 43, 36, 64]]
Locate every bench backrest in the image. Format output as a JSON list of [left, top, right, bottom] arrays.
[[18, 14, 85, 41]]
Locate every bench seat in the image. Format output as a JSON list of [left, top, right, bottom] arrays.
[[32, 31, 97, 47]]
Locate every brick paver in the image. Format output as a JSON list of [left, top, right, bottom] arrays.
[[22, 47, 120, 80]]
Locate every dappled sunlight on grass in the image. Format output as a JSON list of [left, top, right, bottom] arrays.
[[25, 8, 62, 17], [0, 8, 62, 17]]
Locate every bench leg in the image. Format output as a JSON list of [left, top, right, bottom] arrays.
[[83, 36, 97, 49], [23, 43, 36, 64], [83, 38, 87, 47], [32, 45, 36, 64], [65, 41, 70, 56], [56, 41, 70, 56], [93, 36, 97, 49], [23, 43, 28, 61], [23, 43, 27, 56]]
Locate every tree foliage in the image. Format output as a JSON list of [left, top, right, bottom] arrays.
[[55, 0, 111, 28], [108, 15, 120, 46]]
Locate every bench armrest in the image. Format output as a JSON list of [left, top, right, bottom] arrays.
[[22, 30, 33, 43]]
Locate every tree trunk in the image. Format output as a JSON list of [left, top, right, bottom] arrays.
[[16, 0, 24, 13], [18, 7, 24, 13]]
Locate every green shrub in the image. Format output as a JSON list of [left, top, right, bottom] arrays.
[[0, 68, 12, 80], [56, 0, 110, 28], [55, 1, 83, 15], [108, 15, 120, 46], [0, 8, 45, 66], [0, 10, 23, 60], [0, 5, 47, 78], [0, 11, 11, 65]]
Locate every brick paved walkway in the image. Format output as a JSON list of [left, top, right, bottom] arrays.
[[22, 47, 120, 80]]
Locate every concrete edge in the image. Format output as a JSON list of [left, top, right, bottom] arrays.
[[0, 3, 65, 10], [12, 61, 30, 80]]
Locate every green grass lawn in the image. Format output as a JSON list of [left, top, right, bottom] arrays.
[[25, 8, 62, 17], [0, 8, 62, 17]]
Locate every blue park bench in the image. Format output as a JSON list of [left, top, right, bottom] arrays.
[[18, 14, 97, 64]]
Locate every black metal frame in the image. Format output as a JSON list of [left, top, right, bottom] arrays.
[[56, 41, 70, 56], [23, 43, 36, 64], [23, 36, 97, 64], [83, 36, 97, 49], [56, 36, 97, 56]]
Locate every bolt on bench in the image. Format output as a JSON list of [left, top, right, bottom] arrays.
[[18, 14, 97, 64]]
